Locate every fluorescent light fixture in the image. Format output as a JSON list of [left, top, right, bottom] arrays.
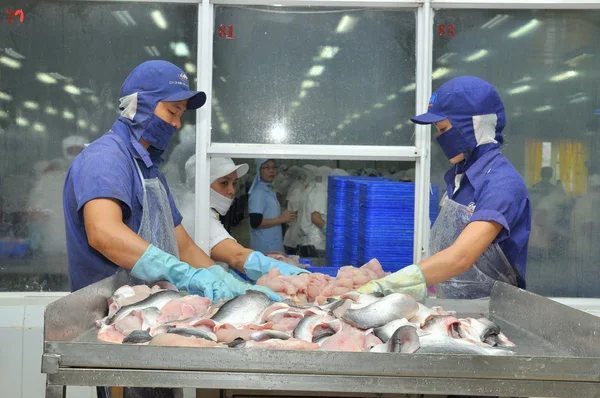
[[387, 94, 397, 101], [308, 65, 324, 77], [508, 19, 540, 39], [549, 70, 578, 82], [64, 84, 81, 95], [337, 123, 344, 129], [45, 106, 58, 115], [77, 120, 88, 128], [170, 42, 190, 57], [16, 117, 29, 126], [514, 76, 532, 84], [373, 103, 384, 109], [534, 105, 553, 113], [465, 49, 488, 62], [91, 124, 99, 133], [36, 73, 57, 84], [49, 72, 68, 80], [105, 102, 113, 110], [185, 63, 196, 74], [221, 123, 229, 131], [481, 14, 509, 29], [301, 80, 316, 89], [150, 10, 168, 30], [4, 48, 24, 59], [394, 123, 403, 130], [320, 46, 339, 59], [508, 85, 531, 95], [88, 95, 99, 104], [569, 96, 588, 104], [291, 101, 300, 108], [336, 15, 357, 33], [436, 52, 457, 65], [0, 91, 12, 101], [0, 56, 21, 69], [432, 67, 450, 80], [299, 91, 307, 99], [33, 122, 46, 133], [0, 110, 8, 119], [62, 110, 75, 120], [23, 101, 39, 110], [400, 83, 416, 93], [352, 113, 360, 119], [219, 76, 227, 83], [330, 131, 337, 137], [513, 112, 522, 117], [384, 131, 392, 136], [80, 88, 94, 95], [363, 110, 371, 115], [112, 10, 136, 26], [144, 46, 160, 57], [269, 123, 287, 143], [565, 53, 593, 67]]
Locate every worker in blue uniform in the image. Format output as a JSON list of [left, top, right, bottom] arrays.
[[248, 158, 296, 253], [358, 76, 531, 300]]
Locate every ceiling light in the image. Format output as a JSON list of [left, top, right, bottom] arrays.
[[91, 124, 99, 133], [549, 70, 579, 82], [387, 94, 397, 101], [144, 46, 160, 57], [112, 10, 136, 26], [0, 91, 12, 101], [508, 85, 531, 95], [400, 83, 416, 93], [481, 14, 509, 29], [569, 96, 588, 104], [330, 131, 337, 137], [64, 85, 81, 95], [62, 110, 75, 120], [33, 122, 46, 132], [36, 73, 57, 84], [432, 67, 450, 80], [301, 80, 316, 89], [320, 46, 339, 59], [565, 53, 593, 67], [514, 76, 532, 84], [291, 101, 300, 107], [220, 76, 227, 83], [269, 123, 286, 143], [185, 63, 196, 74], [4, 48, 24, 59], [0, 56, 21, 69], [0, 110, 8, 118], [336, 15, 357, 33], [373, 103, 384, 109], [394, 123, 403, 130], [299, 91, 307, 99], [337, 123, 344, 129], [384, 131, 392, 136], [221, 123, 229, 132], [23, 101, 39, 110], [308, 65, 324, 76], [508, 19, 540, 39], [88, 95, 99, 104], [150, 10, 168, 29], [77, 120, 88, 128], [45, 106, 58, 115], [16, 117, 29, 126], [352, 113, 360, 119], [49, 72, 68, 80], [534, 105, 553, 113], [170, 42, 190, 57], [465, 49, 488, 62], [436, 52, 457, 65], [363, 110, 371, 115]]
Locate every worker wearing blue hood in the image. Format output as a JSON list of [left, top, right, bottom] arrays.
[[63, 60, 280, 309], [357, 76, 530, 300]]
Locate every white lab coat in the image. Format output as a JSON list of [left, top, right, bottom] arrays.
[[283, 179, 305, 248], [529, 189, 567, 251], [298, 182, 327, 251]]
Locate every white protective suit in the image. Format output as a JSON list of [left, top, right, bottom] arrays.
[[298, 166, 332, 251], [282, 167, 306, 249]]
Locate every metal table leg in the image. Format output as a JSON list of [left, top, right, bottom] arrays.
[[46, 384, 66, 398]]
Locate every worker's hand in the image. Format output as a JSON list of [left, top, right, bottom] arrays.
[[207, 265, 281, 301], [243, 251, 309, 281], [355, 264, 427, 301], [279, 210, 297, 223]]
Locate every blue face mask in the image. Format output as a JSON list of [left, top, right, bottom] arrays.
[[436, 127, 473, 160], [140, 114, 177, 151]]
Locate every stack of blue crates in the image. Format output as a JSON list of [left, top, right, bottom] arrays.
[[325, 176, 440, 271]]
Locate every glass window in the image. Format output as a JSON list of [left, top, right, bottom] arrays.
[[0, 2, 198, 291], [212, 7, 417, 146], [432, 9, 600, 297]]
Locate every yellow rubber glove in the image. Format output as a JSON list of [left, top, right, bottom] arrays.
[[355, 264, 427, 301]]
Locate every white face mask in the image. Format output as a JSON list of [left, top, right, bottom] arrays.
[[210, 188, 233, 216]]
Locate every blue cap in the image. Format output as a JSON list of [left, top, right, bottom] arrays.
[[411, 76, 506, 131], [121, 60, 206, 110]]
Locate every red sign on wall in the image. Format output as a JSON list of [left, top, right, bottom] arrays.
[[218, 25, 235, 39], [6, 9, 24, 24]]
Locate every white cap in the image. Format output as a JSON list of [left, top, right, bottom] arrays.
[[62, 135, 86, 152], [318, 165, 333, 177], [184, 155, 249, 183], [302, 164, 319, 177], [331, 168, 349, 176]]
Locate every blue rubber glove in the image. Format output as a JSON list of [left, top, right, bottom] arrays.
[[207, 266, 282, 301], [131, 244, 236, 302], [243, 251, 310, 281]]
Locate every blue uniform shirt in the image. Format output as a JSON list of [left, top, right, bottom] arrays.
[[63, 120, 182, 292], [444, 147, 530, 288], [249, 182, 283, 253]]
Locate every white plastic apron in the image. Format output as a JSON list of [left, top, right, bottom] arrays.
[[430, 193, 517, 299]]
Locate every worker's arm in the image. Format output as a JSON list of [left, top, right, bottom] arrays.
[[211, 238, 253, 272], [175, 224, 216, 269], [83, 198, 151, 269], [311, 211, 326, 229], [418, 220, 503, 285], [250, 210, 295, 229]]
